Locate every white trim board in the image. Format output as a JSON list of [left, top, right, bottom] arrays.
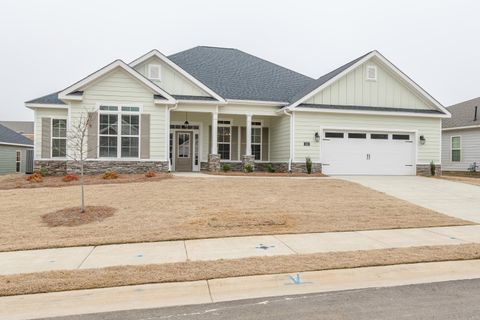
[[442, 125, 480, 131], [130, 49, 225, 103], [287, 50, 451, 117], [58, 60, 176, 104], [292, 107, 450, 118]]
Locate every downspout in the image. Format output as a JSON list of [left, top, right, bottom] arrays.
[[283, 108, 293, 172], [166, 103, 178, 171]]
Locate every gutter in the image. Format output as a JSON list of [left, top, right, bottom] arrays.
[[166, 104, 178, 171], [283, 108, 294, 172]]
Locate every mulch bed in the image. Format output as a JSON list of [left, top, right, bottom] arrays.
[[41, 206, 116, 227]]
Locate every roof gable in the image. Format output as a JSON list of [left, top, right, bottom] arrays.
[[168, 46, 314, 103], [0, 124, 33, 146]]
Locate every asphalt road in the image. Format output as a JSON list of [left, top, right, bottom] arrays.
[[42, 279, 480, 320]]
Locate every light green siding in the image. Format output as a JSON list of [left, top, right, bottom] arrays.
[[294, 111, 441, 164], [270, 115, 290, 162], [71, 67, 167, 160], [305, 59, 435, 110], [134, 56, 209, 97], [0, 145, 29, 174], [34, 108, 68, 159]]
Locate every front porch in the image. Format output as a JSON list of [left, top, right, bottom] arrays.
[[169, 110, 276, 173]]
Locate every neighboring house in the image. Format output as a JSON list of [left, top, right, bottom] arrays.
[[442, 97, 480, 171], [0, 123, 34, 174], [25, 47, 450, 176], [0, 121, 34, 141]]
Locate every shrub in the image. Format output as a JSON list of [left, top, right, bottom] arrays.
[[306, 157, 312, 174], [145, 170, 156, 178], [221, 163, 232, 172], [244, 163, 253, 173], [266, 163, 275, 173], [62, 173, 79, 182], [27, 172, 43, 183], [38, 168, 48, 177], [430, 161, 436, 176], [102, 171, 119, 180]]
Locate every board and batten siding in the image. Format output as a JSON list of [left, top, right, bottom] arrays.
[[293, 111, 442, 164], [69, 67, 168, 160], [134, 56, 209, 97], [442, 128, 480, 171], [0, 145, 28, 174], [305, 60, 434, 110], [34, 108, 68, 159], [270, 114, 290, 162]]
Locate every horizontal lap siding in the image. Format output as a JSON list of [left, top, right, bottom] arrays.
[[294, 111, 441, 164], [442, 128, 480, 171], [270, 115, 290, 162], [0, 146, 28, 174], [34, 108, 68, 159]]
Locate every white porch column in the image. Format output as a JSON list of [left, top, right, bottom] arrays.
[[245, 114, 252, 156], [211, 111, 218, 154]]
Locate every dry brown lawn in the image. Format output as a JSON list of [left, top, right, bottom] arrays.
[[439, 173, 480, 186], [2, 244, 480, 296], [0, 177, 472, 252]]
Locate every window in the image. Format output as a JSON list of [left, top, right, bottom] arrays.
[[392, 134, 410, 140], [325, 132, 344, 138], [251, 125, 262, 160], [194, 133, 199, 166], [52, 119, 67, 157], [371, 133, 389, 140], [366, 65, 377, 81], [15, 151, 21, 173], [148, 64, 161, 81], [348, 133, 367, 139], [217, 126, 231, 160], [169, 133, 173, 164], [99, 106, 140, 158], [178, 133, 190, 158], [451, 136, 461, 162]]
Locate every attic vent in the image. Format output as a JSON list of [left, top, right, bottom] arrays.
[[366, 65, 377, 81], [148, 64, 161, 81]]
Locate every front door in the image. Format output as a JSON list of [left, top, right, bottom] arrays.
[[175, 131, 193, 172]]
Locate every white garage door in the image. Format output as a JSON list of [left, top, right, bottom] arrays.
[[321, 130, 416, 175]]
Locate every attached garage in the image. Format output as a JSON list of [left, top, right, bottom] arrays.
[[321, 130, 416, 175]]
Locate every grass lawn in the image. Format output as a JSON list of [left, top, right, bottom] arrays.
[[440, 171, 480, 186], [0, 176, 472, 252], [2, 243, 480, 296]]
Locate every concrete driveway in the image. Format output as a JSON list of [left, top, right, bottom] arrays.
[[339, 176, 480, 223]]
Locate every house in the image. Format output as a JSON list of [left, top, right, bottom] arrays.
[[0, 121, 34, 141], [442, 97, 480, 172], [25, 46, 450, 176], [0, 123, 34, 174]]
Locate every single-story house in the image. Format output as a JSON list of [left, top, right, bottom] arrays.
[[442, 97, 480, 171], [0, 121, 34, 141], [0, 123, 34, 174], [25, 46, 450, 175]]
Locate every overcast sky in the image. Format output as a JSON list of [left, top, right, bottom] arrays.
[[1, 0, 479, 120]]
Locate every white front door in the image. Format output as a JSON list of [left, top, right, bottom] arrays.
[[321, 131, 416, 175]]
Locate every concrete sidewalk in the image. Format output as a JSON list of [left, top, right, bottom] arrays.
[[2, 225, 480, 275], [3, 259, 480, 320]]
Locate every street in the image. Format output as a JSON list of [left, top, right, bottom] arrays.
[[41, 278, 480, 320]]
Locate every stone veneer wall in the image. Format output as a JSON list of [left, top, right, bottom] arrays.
[[416, 164, 442, 176], [34, 160, 169, 176], [200, 161, 322, 173]]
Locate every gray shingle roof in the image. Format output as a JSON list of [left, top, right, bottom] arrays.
[[0, 123, 34, 146], [168, 46, 315, 103], [443, 97, 480, 129], [26, 92, 66, 105], [0, 121, 34, 135], [300, 103, 444, 114]]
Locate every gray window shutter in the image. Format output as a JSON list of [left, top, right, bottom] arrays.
[[262, 127, 269, 161], [240, 127, 246, 156], [208, 126, 212, 154], [87, 112, 98, 159], [231, 126, 238, 160], [140, 114, 150, 159], [41, 117, 51, 158]]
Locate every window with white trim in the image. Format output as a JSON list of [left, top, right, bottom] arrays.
[[99, 106, 140, 158], [148, 64, 162, 81], [217, 120, 231, 160], [52, 119, 67, 158], [251, 122, 262, 160], [15, 151, 21, 172], [451, 136, 461, 162]]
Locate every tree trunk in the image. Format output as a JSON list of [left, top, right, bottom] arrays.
[[80, 161, 85, 213]]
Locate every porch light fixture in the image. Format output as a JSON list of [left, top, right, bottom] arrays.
[[314, 132, 320, 142], [183, 112, 189, 127], [419, 135, 426, 145]]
